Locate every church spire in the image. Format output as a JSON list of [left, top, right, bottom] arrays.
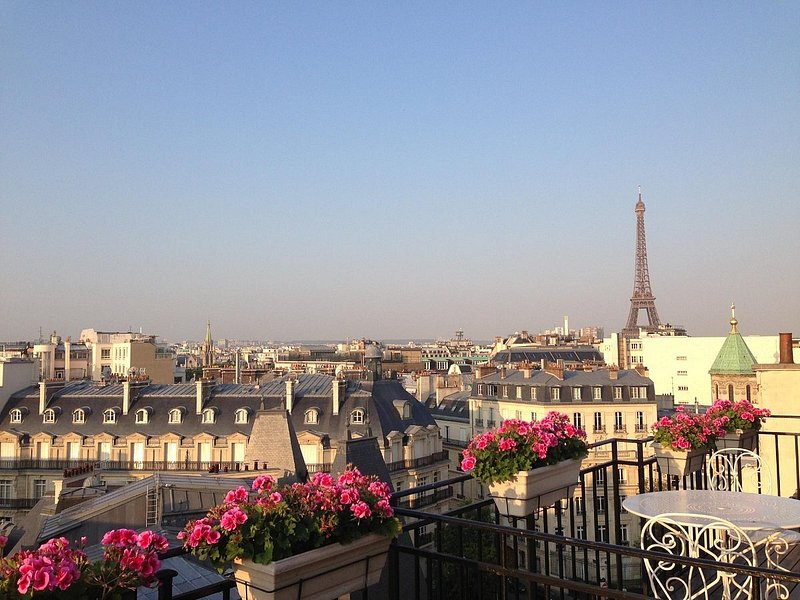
[[730, 303, 738, 334], [203, 320, 214, 368]]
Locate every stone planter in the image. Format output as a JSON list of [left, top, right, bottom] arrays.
[[232, 533, 391, 600], [652, 443, 708, 478], [488, 459, 582, 517], [715, 428, 758, 451]]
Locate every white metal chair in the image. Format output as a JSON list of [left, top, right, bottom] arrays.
[[640, 512, 757, 600], [706, 448, 770, 494]]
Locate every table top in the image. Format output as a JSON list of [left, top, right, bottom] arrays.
[[622, 489, 800, 530]]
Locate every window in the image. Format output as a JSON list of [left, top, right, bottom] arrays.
[[597, 525, 608, 543], [635, 411, 645, 431], [677, 370, 688, 376], [515, 410, 523, 420], [639, 386, 649, 398], [572, 387, 582, 401], [235, 408, 249, 424], [746, 385, 751, 402], [487, 385, 497, 397], [72, 409, 85, 424], [613, 387, 622, 400], [516, 386, 523, 399], [576, 525, 586, 539], [551, 387, 560, 401], [531, 387, 538, 400], [351, 409, 364, 424], [620, 524, 629, 544], [43, 409, 55, 424], [614, 411, 624, 432], [677, 385, 689, 392], [103, 409, 116, 424], [573, 412, 583, 429], [135, 409, 149, 424], [617, 468, 627, 483], [101, 348, 111, 359], [728, 384, 734, 401], [403, 403, 411, 419], [530, 412, 537, 421], [593, 386, 602, 400], [631, 387, 640, 399], [202, 409, 216, 424], [594, 412, 603, 432], [502, 386, 509, 398], [304, 409, 318, 424], [676, 355, 687, 361], [595, 469, 605, 485], [596, 496, 607, 513], [0, 480, 11, 500], [574, 497, 584, 515], [477, 384, 485, 395], [168, 409, 182, 424], [33, 479, 46, 499], [9, 409, 22, 424]]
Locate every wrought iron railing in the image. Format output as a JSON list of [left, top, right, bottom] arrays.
[[386, 451, 449, 473]]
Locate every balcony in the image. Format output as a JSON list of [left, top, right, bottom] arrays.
[[474, 418, 484, 427], [25, 432, 800, 599], [441, 436, 469, 448], [386, 450, 449, 473], [486, 420, 496, 428], [0, 459, 258, 473]]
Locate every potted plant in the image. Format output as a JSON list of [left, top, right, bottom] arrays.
[[651, 407, 716, 477], [0, 529, 168, 600], [179, 467, 402, 600], [460, 412, 589, 517], [705, 399, 770, 450]]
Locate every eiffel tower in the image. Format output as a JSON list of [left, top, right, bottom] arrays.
[[623, 188, 661, 337]]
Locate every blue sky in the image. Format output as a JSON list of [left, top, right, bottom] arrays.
[[2, 3, 798, 342]]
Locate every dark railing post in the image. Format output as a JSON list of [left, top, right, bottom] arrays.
[[156, 568, 178, 600]]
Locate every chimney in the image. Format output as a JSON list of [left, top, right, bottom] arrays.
[[332, 378, 345, 415], [39, 381, 47, 415], [196, 378, 212, 415], [285, 377, 295, 414], [544, 361, 564, 380], [521, 365, 533, 378], [123, 380, 131, 415], [609, 367, 619, 380], [634, 364, 649, 377], [779, 333, 794, 364], [500, 366, 507, 379], [64, 338, 71, 382]]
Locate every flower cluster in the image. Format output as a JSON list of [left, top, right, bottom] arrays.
[[0, 529, 167, 600], [652, 406, 718, 451], [179, 466, 402, 572], [705, 399, 770, 433], [460, 412, 589, 486]]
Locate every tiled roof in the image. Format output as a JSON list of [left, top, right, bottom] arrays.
[[709, 333, 757, 374]]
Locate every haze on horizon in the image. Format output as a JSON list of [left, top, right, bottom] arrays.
[[1, 4, 798, 344]]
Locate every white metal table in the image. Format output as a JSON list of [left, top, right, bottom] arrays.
[[623, 489, 800, 531]]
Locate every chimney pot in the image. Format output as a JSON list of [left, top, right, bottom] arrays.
[[779, 333, 794, 365]]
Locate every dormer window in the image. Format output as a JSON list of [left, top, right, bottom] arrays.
[[402, 403, 411, 419], [103, 409, 116, 424], [9, 409, 22, 424], [202, 408, 216, 424], [135, 409, 149, 424], [234, 408, 249, 424], [168, 408, 182, 424], [73, 409, 85, 424], [304, 409, 319, 424], [351, 409, 364, 424], [43, 409, 56, 424]]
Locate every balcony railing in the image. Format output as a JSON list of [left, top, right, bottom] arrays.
[[305, 462, 332, 473], [0, 497, 39, 509], [386, 450, 449, 473], [396, 486, 453, 509], [0, 459, 257, 473], [142, 431, 800, 600], [474, 418, 484, 427], [486, 420, 496, 428], [441, 437, 469, 448]]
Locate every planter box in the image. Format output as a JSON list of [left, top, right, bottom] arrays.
[[715, 428, 758, 451], [488, 459, 582, 517], [233, 533, 391, 600], [652, 443, 707, 477]]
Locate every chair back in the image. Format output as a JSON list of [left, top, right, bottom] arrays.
[[640, 512, 757, 600], [706, 448, 770, 493]]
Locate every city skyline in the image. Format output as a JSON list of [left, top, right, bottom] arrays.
[[2, 4, 798, 342]]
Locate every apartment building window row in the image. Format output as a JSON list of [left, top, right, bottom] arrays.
[[16, 406, 252, 426]]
